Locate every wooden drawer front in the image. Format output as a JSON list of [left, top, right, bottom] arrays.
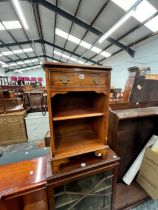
[[50, 71, 108, 87]]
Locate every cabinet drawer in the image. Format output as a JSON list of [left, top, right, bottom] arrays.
[[50, 71, 108, 87]]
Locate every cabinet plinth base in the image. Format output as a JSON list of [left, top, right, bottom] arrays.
[[51, 158, 69, 173]]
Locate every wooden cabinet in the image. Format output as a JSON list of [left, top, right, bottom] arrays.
[[44, 63, 111, 172], [0, 157, 48, 210], [0, 110, 27, 145], [47, 148, 120, 210]]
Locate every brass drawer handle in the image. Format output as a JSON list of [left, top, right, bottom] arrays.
[[92, 80, 100, 85], [59, 79, 70, 84]]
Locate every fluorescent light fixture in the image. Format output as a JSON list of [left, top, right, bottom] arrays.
[[14, 70, 22, 73], [100, 51, 111, 58], [62, 54, 70, 59], [2, 21, 22, 30], [69, 57, 77, 62], [98, 10, 134, 43], [80, 41, 92, 49], [24, 60, 32, 63], [91, 47, 102, 53], [0, 23, 5, 31], [23, 48, 33, 52], [19, 65, 41, 71], [145, 15, 158, 32], [2, 51, 13, 56], [132, 0, 157, 22], [68, 34, 81, 44], [55, 28, 111, 58], [9, 63, 17, 66], [17, 61, 24, 65], [0, 54, 3, 57], [0, 61, 6, 65], [12, 0, 29, 30], [13, 49, 23, 54], [31, 59, 38, 62], [111, 0, 138, 11], [54, 51, 62, 56], [78, 61, 85, 64], [112, 0, 157, 23], [55, 28, 68, 39]]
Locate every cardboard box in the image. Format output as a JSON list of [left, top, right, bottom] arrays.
[[137, 147, 158, 199]]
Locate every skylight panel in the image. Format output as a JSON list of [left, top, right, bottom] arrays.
[[80, 41, 92, 49], [13, 49, 23, 54], [68, 34, 81, 44], [132, 0, 157, 22], [145, 15, 158, 32], [111, 0, 137, 11], [2, 51, 13, 56], [0, 23, 5, 31], [2, 21, 22, 30], [100, 51, 111, 58], [17, 61, 24, 65], [91, 47, 102, 53], [9, 63, 17, 66], [23, 48, 33, 52], [55, 28, 69, 39]]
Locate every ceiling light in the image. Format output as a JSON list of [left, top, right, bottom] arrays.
[[100, 51, 111, 58], [20, 65, 41, 71], [62, 54, 70, 59], [12, 0, 29, 30], [111, 0, 138, 11], [80, 41, 92, 49], [14, 70, 23, 73], [17, 61, 24, 65], [55, 28, 68, 39], [2, 51, 13, 56], [24, 60, 32, 63], [13, 49, 23, 54], [9, 63, 17, 66], [31, 59, 38, 62], [68, 34, 81, 44], [2, 21, 22, 30], [54, 51, 62, 56], [78, 61, 85, 64], [98, 10, 134, 43], [132, 0, 157, 22], [0, 23, 5, 31], [0, 61, 6, 65], [145, 15, 158, 32], [69, 57, 77, 62], [23, 48, 33, 52], [91, 47, 102, 53]]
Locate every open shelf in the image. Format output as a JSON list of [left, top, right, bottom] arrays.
[[53, 108, 105, 121], [53, 131, 107, 160]]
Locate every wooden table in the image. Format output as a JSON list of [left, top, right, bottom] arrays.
[[0, 157, 48, 210]]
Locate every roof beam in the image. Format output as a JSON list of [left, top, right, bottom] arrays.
[[5, 55, 61, 73], [9, 0, 134, 57], [32, 3, 47, 61], [0, 39, 98, 64]]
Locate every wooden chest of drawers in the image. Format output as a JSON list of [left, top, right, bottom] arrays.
[[0, 110, 27, 145], [44, 62, 112, 172]]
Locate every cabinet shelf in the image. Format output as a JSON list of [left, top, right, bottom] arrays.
[[53, 131, 108, 160], [53, 108, 105, 121]]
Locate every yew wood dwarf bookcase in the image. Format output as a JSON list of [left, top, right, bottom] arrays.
[[44, 62, 111, 172]]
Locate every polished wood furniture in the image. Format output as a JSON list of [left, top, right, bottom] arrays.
[[0, 157, 48, 210], [0, 110, 27, 145], [47, 148, 120, 210], [123, 67, 158, 103], [108, 103, 158, 209], [44, 62, 111, 172]]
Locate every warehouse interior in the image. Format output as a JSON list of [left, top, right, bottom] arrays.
[[0, 0, 158, 210]]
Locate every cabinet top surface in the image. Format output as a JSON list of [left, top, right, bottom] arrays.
[[0, 110, 26, 117], [0, 156, 47, 198], [43, 62, 112, 71]]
